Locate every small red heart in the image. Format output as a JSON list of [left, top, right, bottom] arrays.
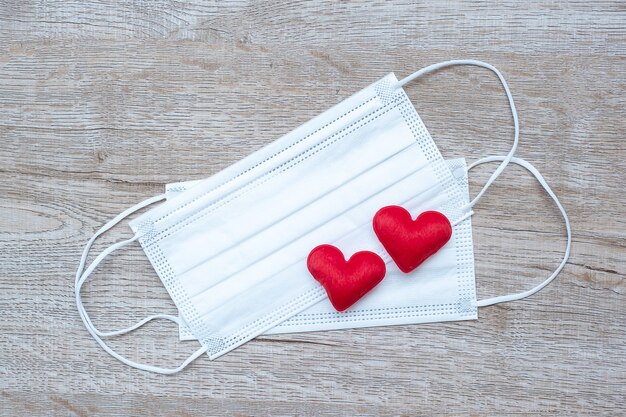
[[373, 206, 452, 273], [307, 244, 386, 312]]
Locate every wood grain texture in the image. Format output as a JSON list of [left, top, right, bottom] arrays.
[[0, 1, 624, 415]]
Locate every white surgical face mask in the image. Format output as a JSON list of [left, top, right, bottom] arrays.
[[75, 60, 571, 374], [169, 158, 475, 340]]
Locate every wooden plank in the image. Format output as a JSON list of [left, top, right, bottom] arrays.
[[0, 1, 624, 415]]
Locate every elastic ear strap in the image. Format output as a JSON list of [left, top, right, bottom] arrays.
[[76, 194, 185, 337], [397, 60, 519, 209], [75, 194, 208, 374], [467, 156, 572, 307], [75, 193, 166, 287]]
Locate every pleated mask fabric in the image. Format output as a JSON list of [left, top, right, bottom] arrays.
[[167, 158, 476, 340], [129, 71, 469, 358]]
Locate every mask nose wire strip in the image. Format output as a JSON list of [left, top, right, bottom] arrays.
[[75, 194, 208, 374], [396, 60, 519, 211], [467, 156, 572, 307]]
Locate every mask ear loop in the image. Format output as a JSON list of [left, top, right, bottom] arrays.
[[467, 156, 572, 307], [396, 59, 519, 211], [75, 194, 208, 374], [75, 194, 186, 337]]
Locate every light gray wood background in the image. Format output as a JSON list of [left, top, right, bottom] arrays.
[[0, 1, 624, 415]]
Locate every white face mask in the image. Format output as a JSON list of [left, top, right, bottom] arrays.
[[75, 60, 571, 374], [168, 158, 475, 340]]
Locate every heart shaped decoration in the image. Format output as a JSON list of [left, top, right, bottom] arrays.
[[373, 206, 452, 273], [307, 244, 386, 312]]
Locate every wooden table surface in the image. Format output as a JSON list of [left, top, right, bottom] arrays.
[[1, 1, 624, 415]]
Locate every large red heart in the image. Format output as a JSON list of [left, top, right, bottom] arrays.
[[373, 206, 452, 273], [307, 244, 386, 312]]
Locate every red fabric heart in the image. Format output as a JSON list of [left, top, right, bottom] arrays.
[[373, 206, 452, 273], [307, 244, 386, 312]]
